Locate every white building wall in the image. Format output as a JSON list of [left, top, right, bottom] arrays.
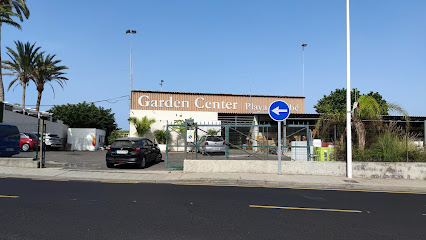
[[95, 129, 106, 149], [129, 110, 218, 145], [68, 128, 106, 151]]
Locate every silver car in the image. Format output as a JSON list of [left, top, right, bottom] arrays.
[[33, 133, 62, 150], [44, 133, 62, 150], [197, 135, 225, 155]]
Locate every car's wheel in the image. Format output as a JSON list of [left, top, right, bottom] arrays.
[[21, 143, 30, 152], [106, 163, 114, 168], [138, 157, 146, 169], [155, 153, 162, 163]]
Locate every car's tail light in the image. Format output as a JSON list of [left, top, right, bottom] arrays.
[[205, 142, 208, 145], [107, 146, 111, 151], [223, 141, 225, 145], [134, 147, 141, 152]]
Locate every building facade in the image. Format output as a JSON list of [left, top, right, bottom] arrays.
[[129, 90, 305, 144]]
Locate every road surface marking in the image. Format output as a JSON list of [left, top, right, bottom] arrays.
[[173, 183, 260, 188], [172, 183, 426, 195], [249, 205, 362, 213], [99, 180, 140, 184], [273, 187, 426, 195], [0, 195, 19, 198], [31, 178, 69, 182]]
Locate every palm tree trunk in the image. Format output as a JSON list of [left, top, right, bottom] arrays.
[[22, 83, 26, 108], [0, 23, 4, 102], [36, 89, 42, 111], [354, 120, 366, 150]]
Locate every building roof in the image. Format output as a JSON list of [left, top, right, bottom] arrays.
[[132, 90, 305, 99]]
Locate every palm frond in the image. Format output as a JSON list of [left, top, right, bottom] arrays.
[[357, 95, 381, 121], [388, 102, 410, 130]]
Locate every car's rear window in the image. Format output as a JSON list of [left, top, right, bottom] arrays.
[[111, 140, 138, 148], [0, 125, 19, 138], [27, 133, 38, 139], [206, 136, 223, 142]]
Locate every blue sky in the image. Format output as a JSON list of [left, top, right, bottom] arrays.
[[2, 0, 425, 129]]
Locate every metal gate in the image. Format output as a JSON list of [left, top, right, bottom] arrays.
[[164, 120, 315, 170]]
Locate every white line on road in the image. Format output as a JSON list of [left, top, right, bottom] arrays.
[[0, 195, 19, 198], [249, 204, 362, 213]]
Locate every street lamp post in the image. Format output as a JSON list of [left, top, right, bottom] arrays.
[[302, 43, 307, 96], [346, 0, 352, 178], [126, 29, 136, 115]]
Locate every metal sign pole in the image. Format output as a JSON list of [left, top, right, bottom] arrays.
[[184, 121, 188, 161], [269, 100, 290, 175], [38, 119, 44, 168], [278, 121, 282, 175]]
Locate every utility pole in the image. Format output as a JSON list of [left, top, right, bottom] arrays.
[[126, 29, 136, 116], [346, 0, 352, 178], [302, 43, 307, 96]]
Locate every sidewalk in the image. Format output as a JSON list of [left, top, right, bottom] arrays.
[[0, 166, 425, 193]]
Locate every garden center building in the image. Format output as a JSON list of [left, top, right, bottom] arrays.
[[128, 90, 313, 145]]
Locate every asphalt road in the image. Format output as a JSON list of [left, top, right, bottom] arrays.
[[0, 178, 425, 240]]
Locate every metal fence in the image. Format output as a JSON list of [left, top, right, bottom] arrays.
[[164, 120, 315, 170]]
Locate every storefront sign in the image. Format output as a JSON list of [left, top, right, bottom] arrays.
[[131, 91, 304, 114]]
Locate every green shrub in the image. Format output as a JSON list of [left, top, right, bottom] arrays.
[[207, 129, 218, 135], [108, 130, 128, 144], [154, 129, 169, 144]]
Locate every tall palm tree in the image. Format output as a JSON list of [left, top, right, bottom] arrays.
[[2, 41, 41, 108], [33, 53, 68, 111], [0, 0, 30, 102], [128, 116, 156, 137]]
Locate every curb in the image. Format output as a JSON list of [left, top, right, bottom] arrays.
[[1, 172, 425, 194]]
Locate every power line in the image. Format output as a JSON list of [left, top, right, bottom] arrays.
[[24, 95, 130, 107]]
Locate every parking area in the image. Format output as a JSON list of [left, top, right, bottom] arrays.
[[13, 150, 165, 171], [10, 149, 285, 171]]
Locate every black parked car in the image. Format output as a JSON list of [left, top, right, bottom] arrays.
[[106, 137, 162, 169]]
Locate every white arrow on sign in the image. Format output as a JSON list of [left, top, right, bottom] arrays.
[[272, 106, 288, 115]]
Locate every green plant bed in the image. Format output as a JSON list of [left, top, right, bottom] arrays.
[[332, 141, 426, 162]]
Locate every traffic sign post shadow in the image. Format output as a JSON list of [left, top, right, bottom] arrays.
[[269, 100, 291, 175]]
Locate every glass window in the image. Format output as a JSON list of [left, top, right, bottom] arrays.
[[206, 136, 223, 142], [27, 133, 38, 139], [0, 125, 19, 138], [111, 140, 138, 148]]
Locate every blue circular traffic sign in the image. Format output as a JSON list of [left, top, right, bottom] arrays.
[[269, 100, 290, 121]]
